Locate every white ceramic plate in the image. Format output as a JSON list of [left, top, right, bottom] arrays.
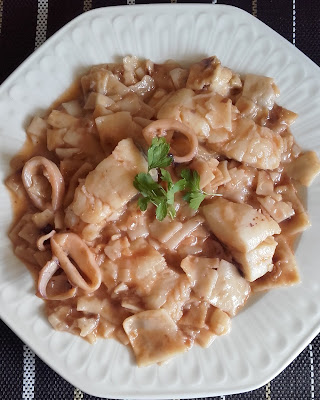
[[1, 4, 320, 398]]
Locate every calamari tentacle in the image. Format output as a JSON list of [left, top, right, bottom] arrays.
[[37, 230, 56, 251]]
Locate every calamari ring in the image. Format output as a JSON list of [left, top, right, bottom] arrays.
[[50, 233, 101, 293], [37, 257, 77, 300], [142, 119, 198, 163], [22, 156, 65, 211]]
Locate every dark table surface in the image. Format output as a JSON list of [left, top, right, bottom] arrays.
[[1, 1, 320, 399]]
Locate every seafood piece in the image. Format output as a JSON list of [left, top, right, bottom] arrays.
[[231, 237, 277, 282], [203, 197, 281, 252], [68, 138, 147, 224], [186, 56, 242, 96], [142, 119, 198, 163], [38, 232, 101, 300], [22, 156, 65, 211]]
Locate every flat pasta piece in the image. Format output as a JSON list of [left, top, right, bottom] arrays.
[[186, 56, 241, 96], [240, 74, 278, 109], [257, 196, 295, 223], [101, 238, 167, 295], [161, 275, 192, 322], [143, 268, 182, 309], [285, 151, 320, 187], [123, 309, 190, 367], [276, 183, 311, 235], [180, 256, 219, 300], [179, 301, 208, 329], [210, 260, 251, 316], [95, 111, 142, 152], [195, 327, 217, 348], [149, 218, 183, 243]]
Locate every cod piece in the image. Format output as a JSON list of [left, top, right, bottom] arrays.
[[69, 138, 147, 224], [202, 197, 281, 253], [231, 237, 278, 282]]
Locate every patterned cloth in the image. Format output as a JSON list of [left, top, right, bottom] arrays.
[[0, 1, 319, 399]]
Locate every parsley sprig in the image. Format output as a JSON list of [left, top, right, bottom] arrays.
[[147, 137, 172, 171], [181, 169, 222, 210], [134, 137, 221, 220], [134, 172, 169, 220]]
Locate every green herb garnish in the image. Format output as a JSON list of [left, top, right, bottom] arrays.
[[134, 137, 221, 220], [181, 169, 222, 210], [134, 137, 176, 221], [147, 137, 172, 171], [133, 172, 168, 220]]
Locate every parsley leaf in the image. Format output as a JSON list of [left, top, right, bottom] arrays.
[[147, 137, 172, 171], [181, 169, 200, 192], [133, 173, 166, 200], [189, 191, 206, 210], [134, 138, 222, 220], [160, 168, 173, 186], [181, 169, 221, 210], [138, 196, 149, 211], [134, 172, 173, 221], [156, 200, 167, 221], [161, 168, 186, 205]]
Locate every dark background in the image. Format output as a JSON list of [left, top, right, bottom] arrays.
[[1, 1, 320, 399]]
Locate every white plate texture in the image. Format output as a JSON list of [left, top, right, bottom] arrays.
[[1, 4, 320, 398]]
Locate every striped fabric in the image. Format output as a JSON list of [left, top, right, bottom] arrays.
[[0, 1, 320, 399]]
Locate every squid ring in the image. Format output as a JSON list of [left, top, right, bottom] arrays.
[[50, 233, 101, 293], [37, 257, 77, 300], [142, 119, 198, 163], [22, 156, 65, 211]]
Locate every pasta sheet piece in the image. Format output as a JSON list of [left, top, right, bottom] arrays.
[[210, 259, 251, 316], [123, 309, 190, 367], [180, 256, 250, 316]]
